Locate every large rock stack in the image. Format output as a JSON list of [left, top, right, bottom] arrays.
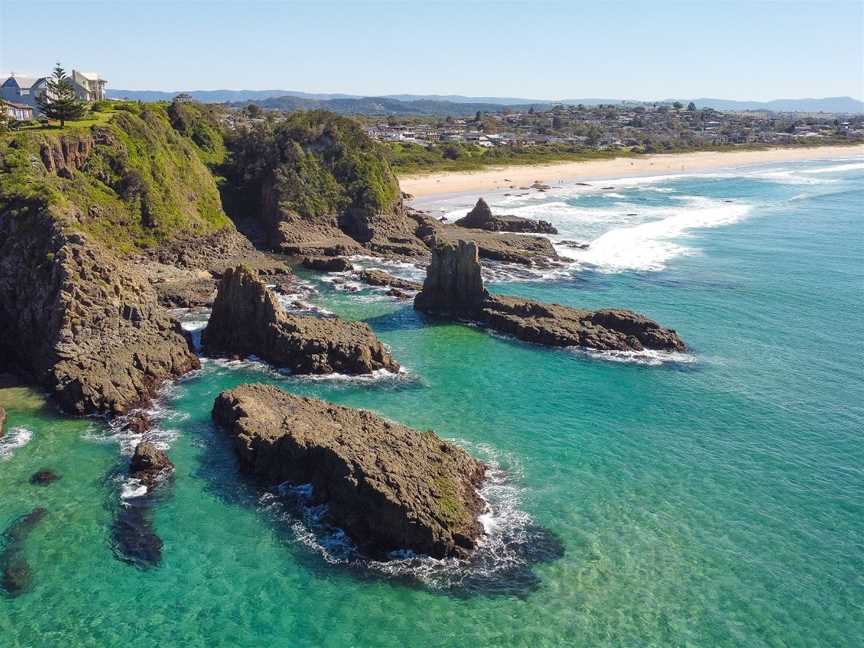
[[202, 266, 399, 375], [455, 198, 558, 234], [415, 241, 686, 353]]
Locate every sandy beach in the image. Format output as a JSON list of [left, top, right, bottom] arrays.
[[399, 145, 864, 197]]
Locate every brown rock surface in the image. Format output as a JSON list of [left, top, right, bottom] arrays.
[[357, 269, 422, 292], [0, 406, 5, 439], [301, 256, 353, 272], [212, 384, 487, 559], [455, 198, 558, 234], [409, 209, 559, 266], [415, 241, 686, 352], [202, 266, 399, 374], [129, 441, 174, 488], [0, 210, 199, 415]]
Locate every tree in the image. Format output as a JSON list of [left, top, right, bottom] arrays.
[[687, 102, 697, 111], [245, 103, 263, 118], [474, 110, 482, 122], [36, 63, 86, 127], [672, 101, 683, 111]]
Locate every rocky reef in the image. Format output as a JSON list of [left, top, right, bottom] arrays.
[[202, 266, 399, 375], [455, 198, 558, 234], [112, 440, 175, 570], [415, 240, 686, 353], [213, 384, 487, 559], [409, 209, 559, 266], [1, 507, 47, 596]]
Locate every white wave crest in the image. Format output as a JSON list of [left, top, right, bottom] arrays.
[[0, 426, 33, 460]]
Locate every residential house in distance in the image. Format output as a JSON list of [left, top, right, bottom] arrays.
[[70, 70, 107, 101], [0, 75, 49, 112], [1, 99, 34, 121], [1, 69, 107, 115]]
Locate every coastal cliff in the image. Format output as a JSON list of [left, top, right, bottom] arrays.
[[213, 384, 487, 559], [0, 104, 232, 414], [415, 240, 686, 353]]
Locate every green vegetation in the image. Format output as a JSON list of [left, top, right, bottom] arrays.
[[386, 141, 635, 175], [0, 103, 231, 253], [433, 474, 465, 526], [35, 63, 87, 127], [223, 110, 400, 231], [166, 100, 226, 165]]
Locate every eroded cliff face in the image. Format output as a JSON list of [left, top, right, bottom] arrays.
[[0, 204, 199, 414]]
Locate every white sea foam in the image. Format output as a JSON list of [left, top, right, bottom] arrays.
[[554, 197, 752, 272], [572, 347, 697, 367], [119, 477, 148, 500], [0, 426, 33, 460], [800, 161, 864, 174]]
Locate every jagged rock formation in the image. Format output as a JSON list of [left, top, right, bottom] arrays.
[[213, 384, 487, 559], [0, 507, 47, 596], [409, 209, 559, 266], [202, 266, 399, 374], [129, 441, 175, 489], [415, 241, 686, 352], [455, 198, 558, 234], [0, 211, 199, 415]]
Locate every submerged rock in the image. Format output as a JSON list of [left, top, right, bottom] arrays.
[[29, 469, 60, 485], [455, 198, 558, 234], [415, 241, 686, 352], [213, 384, 487, 559], [111, 502, 163, 570], [0, 507, 47, 596], [202, 266, 399, 375]]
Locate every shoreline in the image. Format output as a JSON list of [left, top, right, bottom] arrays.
[[398, 145, 864, 198]]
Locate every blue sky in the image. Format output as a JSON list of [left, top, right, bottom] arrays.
[[2, 1, 862, 100]]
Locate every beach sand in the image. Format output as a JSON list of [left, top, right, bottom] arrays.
[[399, 145, 864, 197]]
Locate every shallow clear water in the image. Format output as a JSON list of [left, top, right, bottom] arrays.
[[2, 158, 862, 647]]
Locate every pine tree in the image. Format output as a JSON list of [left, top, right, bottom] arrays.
[[36, 63, 86, 127]]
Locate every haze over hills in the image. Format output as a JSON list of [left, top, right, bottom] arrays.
[[106, 88, 864, 114]]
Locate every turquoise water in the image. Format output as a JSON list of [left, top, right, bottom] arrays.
[[2, 158, 862, 647]]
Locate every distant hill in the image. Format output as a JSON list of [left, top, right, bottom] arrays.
[[107, 89, 864, 114]]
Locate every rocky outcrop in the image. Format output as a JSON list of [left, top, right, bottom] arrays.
[[415, 241, 686, 352], [0, 209, 200, 415], [455, 198, 558, 234], [301, 256, 353, 272], [213, 384, 487, 559], [357, 269, 422, 292], [413, 240, 487, 316], [0, 507, 47, 596], [0, 406, 5, 439], [129, 441, 174, 489], [112, 441, 173, 570], [409, 209, 559, 266], [39, 134, 95, 178], [202, 266, 399, 374]]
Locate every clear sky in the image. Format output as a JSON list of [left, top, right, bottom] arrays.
[[2, 0, 862, 100]]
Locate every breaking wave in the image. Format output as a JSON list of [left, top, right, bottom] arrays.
[[0, 426, 33, 460]]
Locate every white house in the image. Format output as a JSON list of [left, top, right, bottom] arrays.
[[2, 99, 34, 121], [70, 70, 107, 101]]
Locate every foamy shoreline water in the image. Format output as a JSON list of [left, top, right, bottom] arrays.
[[399, 145, 864, 197]]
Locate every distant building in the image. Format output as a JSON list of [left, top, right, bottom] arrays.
[[0, 75, 49, 113], [70, 70, 107, 101], [1, 99, 34, 121]]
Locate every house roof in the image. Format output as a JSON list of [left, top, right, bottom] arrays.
[[2, 99, 33, 110], [75, 71, 102, 81], [4, 75, 42, 89]]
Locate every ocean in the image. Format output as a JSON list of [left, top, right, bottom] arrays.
[[1, 157, 862, 647]]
